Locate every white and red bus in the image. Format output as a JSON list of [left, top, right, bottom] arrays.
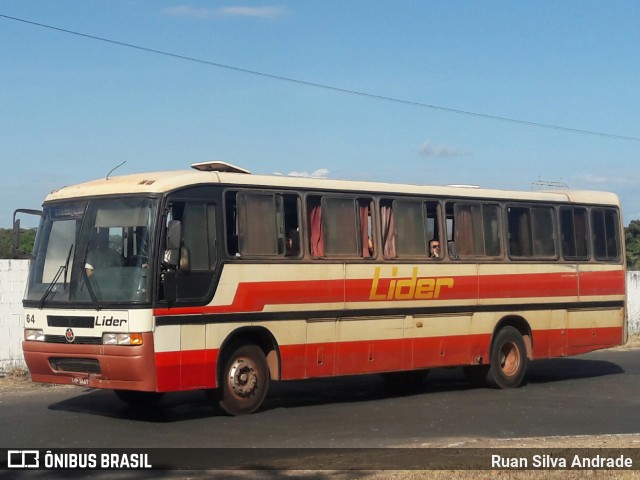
[[20, 161, 626, 414]]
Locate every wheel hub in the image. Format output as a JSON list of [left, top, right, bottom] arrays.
[[228, 357, 258, 397]]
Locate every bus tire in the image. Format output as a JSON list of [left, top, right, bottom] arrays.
[[219, 344, 270, 416], [487, 326, 528, 389]]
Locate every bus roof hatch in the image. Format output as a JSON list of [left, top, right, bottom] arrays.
[[191, 161, 251, 174]]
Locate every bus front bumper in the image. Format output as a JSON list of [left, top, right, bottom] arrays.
[[22, 332, 158, 392]]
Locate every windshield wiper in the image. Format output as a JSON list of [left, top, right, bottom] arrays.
[[39, 243, 73, 309]]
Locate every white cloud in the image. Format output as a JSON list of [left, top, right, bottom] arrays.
[[274, 168, 330, 178], [579, 173, 634, 186], [418, 140, 468, 158], [162, 5, 289, 19]]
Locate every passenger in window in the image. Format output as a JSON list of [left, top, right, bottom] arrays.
[[368, 237, 375, 257], [285, 229, 300, 256], [429, 239, 441, 258]]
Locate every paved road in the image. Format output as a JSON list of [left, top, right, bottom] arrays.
[[1, 349, 639, 449]]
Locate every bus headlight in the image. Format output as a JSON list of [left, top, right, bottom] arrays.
[[24, 329, 45, 341], [102, 333, 143, 346]]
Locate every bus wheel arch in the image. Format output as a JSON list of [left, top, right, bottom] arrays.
[[493, 315, 533, 359], [215, 327, 280, 415], [487, 317, 532, 389], [218, 326, 281, 381]]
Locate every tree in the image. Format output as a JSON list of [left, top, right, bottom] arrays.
[[625, 220, 640, 270], [0, 228, 36, 259]]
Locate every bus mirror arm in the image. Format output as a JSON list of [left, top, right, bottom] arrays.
[[162, 270, 177, 305], [179, 246, 191, 273], [12, 208, 42, 259]]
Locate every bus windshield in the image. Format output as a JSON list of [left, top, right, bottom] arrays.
[[25, 197, 158, 306]]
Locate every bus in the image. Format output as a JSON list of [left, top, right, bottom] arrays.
[[20, 161, 626, 415]]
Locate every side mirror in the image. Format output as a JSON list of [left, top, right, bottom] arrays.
[[12, 209, 42, 259], [12, 218, 20, 253], [163, 220, 182, 267]]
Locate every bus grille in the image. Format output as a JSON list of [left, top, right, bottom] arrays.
[[44, 335, 102, 345], [47, 316, 95, 328], [49, 358, 101, 374]]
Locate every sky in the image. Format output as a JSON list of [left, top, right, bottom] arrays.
[[1, 1, 640, 227]]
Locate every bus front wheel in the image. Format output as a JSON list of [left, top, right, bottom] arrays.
[[488, 326, 528, 389], [218, 344, 270, 416]]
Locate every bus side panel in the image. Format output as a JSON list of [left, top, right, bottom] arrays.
[[154, 324, 182, 391], [335, 317, 405, 375], [155, 322, 224, 391], [409, 314, 481, 368], [566, 309, 625, 354]]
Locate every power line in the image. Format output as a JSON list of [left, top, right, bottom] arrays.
[[2, 13, 640, 142]]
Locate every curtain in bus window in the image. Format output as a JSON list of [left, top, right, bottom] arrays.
[[574, 209, 589, 258], [395, 200, 427, 256], [507, 207, 532, 257], [238, 193, 278, 256], [532, 207, 556, 257], [359, 200, 372, 258], [323, 197, 359, 255], [309, 201, 325, 257], [381, 204, 396, 258], [483, 205, 501, 256], [454, 206, 474, 256]]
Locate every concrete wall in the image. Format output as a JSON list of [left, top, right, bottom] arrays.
[[628, 271, 640, 333], [1, 259, 640, 371], [0, 260, 30, 371]]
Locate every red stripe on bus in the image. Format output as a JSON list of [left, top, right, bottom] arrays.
[[579, 269, 626, 297], [153, 326, 624, 391], [153, 270, 623, 317]]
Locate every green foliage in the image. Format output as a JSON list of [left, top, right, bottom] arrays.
[[0, 228, 37, 259], [625, 220, 640, 270]]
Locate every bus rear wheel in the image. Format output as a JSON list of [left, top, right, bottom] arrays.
[[488, 326, 528, 389], [218, 344, 270, 416]]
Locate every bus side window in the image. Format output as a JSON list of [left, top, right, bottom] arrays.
[[447, 202, 501, 259], [283, 194, 301, 257], [592, 208, 620, 261], [560, 206, 589, 260], [507, 205, 556, 259], [322, 197, 359, 256], [380, 199, 396, 258], [228, 191, 301, 258], [394, 199, 427, 257], [308, 195, 372, 258], [237, 192, 280, 256]]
